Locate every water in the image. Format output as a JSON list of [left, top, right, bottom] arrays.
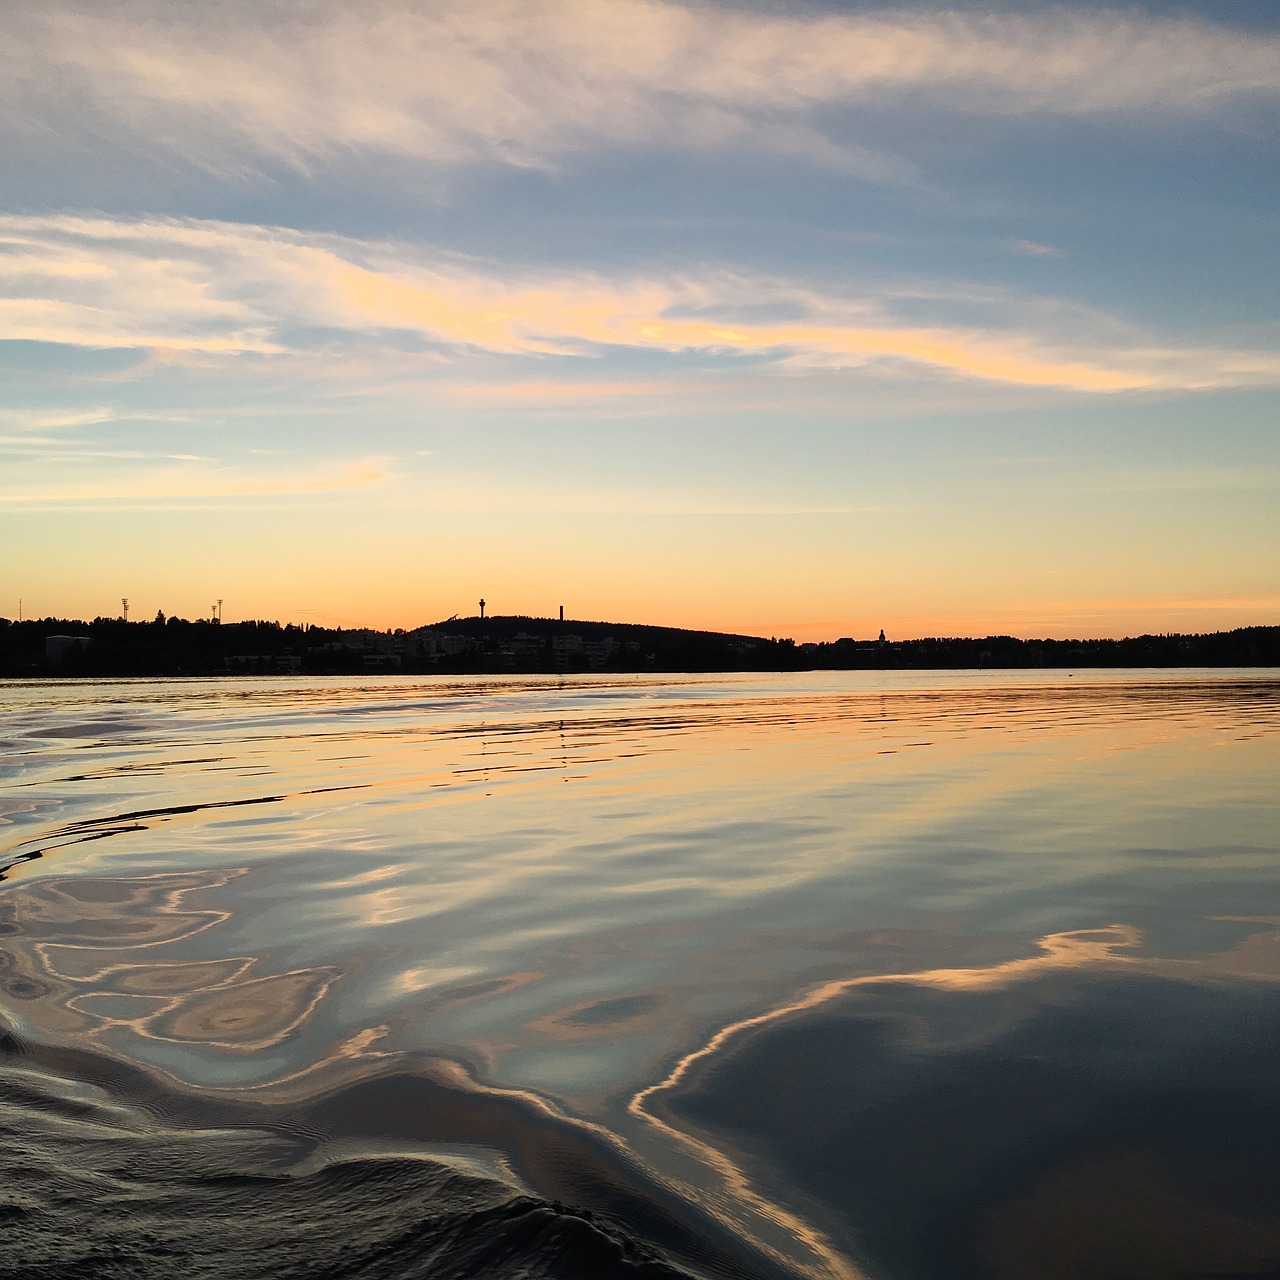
[[1, 670, 1277, 1279]]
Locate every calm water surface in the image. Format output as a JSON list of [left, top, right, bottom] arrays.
[[1, 671, 1278, 1278]]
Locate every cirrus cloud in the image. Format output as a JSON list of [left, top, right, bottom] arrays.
[[2, 213, 1278, 393], [2, 2, 1278, 180]]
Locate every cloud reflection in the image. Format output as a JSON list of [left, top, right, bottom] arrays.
[[632, 919, 1280, 1280]]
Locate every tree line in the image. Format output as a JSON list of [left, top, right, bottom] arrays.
[[1, 614, 1277, 678]]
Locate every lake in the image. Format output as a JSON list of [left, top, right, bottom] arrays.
[[1, 670, 1278, 1279]]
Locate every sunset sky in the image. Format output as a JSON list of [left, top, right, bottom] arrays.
[[3, 0, 1277, 640]]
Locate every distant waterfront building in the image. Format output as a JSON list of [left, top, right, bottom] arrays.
[[581, 637, 615, 669], [224, 653, 302, 674], [401, 626, 469, 662], [507, 632, 543, 659], [552, 633, 583, 670]]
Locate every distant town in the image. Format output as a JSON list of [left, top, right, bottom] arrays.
[[2, 610, 1278, 678]]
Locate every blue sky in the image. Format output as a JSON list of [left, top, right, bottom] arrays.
[[2, 0, 1277, 638]]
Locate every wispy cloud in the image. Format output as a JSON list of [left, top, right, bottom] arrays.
[[0, 407, 119, 433], [0, 220, 280, 352], [0, 443, 212, 462], [3, 3, 1277, 181], [0, 453, 390, 506], [1010, 240, 1062, 258], [441, 377, 721, 407], [3, 214, 1278, 393]]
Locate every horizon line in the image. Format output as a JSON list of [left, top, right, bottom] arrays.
[[5, 611, 1278, 649]]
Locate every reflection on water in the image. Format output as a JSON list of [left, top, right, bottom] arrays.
[[642, 922, 1280, 1279], [1, 671, 1278, 1278]]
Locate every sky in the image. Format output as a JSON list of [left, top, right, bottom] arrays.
[[2, 0, 1277, 641]]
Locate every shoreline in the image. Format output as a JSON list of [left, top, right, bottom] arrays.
[[3, 618, 1278, 680]]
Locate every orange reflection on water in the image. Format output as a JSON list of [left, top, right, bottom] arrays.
[[2, 672, 1277, 1277]]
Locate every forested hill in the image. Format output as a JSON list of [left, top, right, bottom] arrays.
[[0, 614, 1277, 678]]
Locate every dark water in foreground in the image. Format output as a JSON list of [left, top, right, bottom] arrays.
[[1, 671, 1277, 1279]]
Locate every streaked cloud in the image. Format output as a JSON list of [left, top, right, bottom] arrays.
[[0, 407, 118, 433], [1010, 240, 1062, 258], [4, 4, 1276, 636], [3, 3, 1277, 181], [0, 443, 212, 462], [0, 454, 390, 506], [4, 214, 1277, 393]]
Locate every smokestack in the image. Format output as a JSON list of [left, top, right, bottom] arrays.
[[559, 604, 564, 622]]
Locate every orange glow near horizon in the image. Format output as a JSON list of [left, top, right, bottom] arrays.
[[2, 8, 1278, 647], [8, 583, 1278, 644]]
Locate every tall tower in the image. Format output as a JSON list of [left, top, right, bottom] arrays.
[[121, 597, 129, 622], [479, 598, 486, 620]]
